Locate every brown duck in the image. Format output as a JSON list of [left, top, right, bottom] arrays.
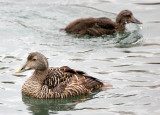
[[63, 10, 142, 36], [15, 52, 109, 98]]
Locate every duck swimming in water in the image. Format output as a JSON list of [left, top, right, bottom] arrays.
[[63, 10, 142, 36], [15, 52, 108, 98]]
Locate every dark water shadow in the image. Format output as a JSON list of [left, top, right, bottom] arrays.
[[22, 91, 99, 115], [135, 2, 160, 5], [148, 21, 160, 23]]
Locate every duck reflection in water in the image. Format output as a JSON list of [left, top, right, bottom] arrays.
[[22, 91, 99, 115]]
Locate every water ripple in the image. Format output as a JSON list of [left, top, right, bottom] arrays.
[[1, 81, 15, 84], [129, 84, 160, 89], [117, 70, 160, 75], [135, 2, 160, 5]]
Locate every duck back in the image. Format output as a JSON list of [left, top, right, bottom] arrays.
[[39, 66, 103, 98], [64, 17, 116, 36]]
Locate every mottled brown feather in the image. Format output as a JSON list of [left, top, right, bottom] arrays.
[[40, 66, 103, 98]]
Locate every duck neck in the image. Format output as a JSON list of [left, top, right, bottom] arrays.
[[116, 22, 126, 31], [32, 69, 49, 84]]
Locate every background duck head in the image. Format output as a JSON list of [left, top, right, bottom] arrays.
[[116, 10, 142, 31]]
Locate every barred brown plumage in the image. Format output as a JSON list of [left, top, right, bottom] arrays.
[[16, 52, 110, 99]]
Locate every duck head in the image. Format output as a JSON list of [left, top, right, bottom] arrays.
[[16, 52, 49, 73], [116, 10, 142, 26]]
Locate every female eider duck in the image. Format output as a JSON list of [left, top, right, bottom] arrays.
[[63, 10, 142, 36], [15, 52, 108, 98]]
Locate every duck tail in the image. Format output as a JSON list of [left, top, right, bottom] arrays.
[[60, 28, 65, 31], [100, 83, 112, 90], [82, 74, 103, 90]]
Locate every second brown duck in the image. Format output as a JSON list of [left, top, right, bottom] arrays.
[[63, 10, 142, 36]]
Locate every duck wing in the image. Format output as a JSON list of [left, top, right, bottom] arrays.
[[43, 66, 76, 89], [41, 66, 103, 98], [64, 17, 116, 36], [85, 17, 116, 36], [96, 17, 116, 29], [64, 18, 98, 34]]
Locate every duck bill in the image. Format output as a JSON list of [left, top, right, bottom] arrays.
[[132, 17, 142, 24], [15, 67, 24, 73], [15, 64, 30, 73]]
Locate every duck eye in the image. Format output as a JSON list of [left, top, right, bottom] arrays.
[[32, 58, 37, 61], [32, 56, 37, 61], [125, 15, 131, 18]]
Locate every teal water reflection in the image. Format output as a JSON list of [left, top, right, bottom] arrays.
[[22, 92, 98, 115]]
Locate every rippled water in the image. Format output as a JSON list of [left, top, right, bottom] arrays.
[[0, 0, 160, 115]]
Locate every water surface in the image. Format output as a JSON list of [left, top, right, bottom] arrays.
[[0, 0, 160, 115]]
